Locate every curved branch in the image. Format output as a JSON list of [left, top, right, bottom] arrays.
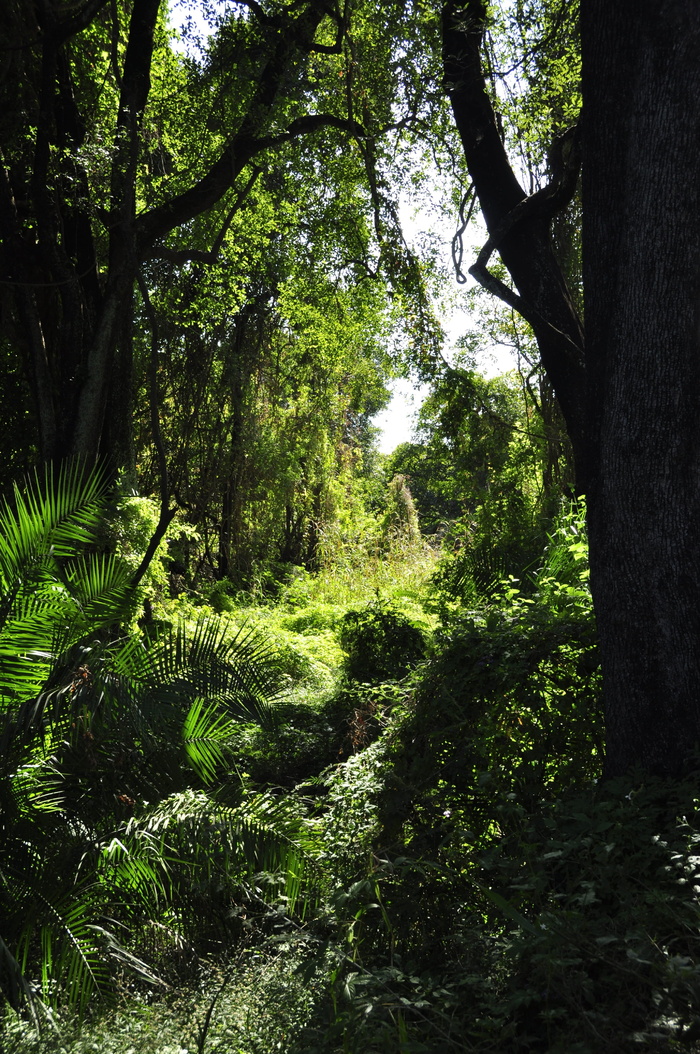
[[138, 114, 364, 249], [136, 0, 337, 248], [443, 0, 588, 488], [144, 167, 262, 265], [56, 0, 111, 44]]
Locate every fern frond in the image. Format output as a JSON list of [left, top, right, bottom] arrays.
[[132, 789, 318, 916], [139, 615, 283, 730]]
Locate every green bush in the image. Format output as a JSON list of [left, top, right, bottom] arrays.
[[338, 600, 427, 684], [475, 779, 700, 1052], [291, 779, 700, 1053], [380, 603, 600, 862], [0, 465, 314, 1021]]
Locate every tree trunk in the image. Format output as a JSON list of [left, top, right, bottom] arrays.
[[582, 0, 700, 777]]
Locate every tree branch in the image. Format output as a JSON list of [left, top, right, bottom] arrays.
[[309, 17, 344, 54], [237, 0, 271, 21], [144, 167, 262, 265], [443, 0, 587, 485], [471, 127, 581, 277], [108, 0, 160, 236], [136, 0, 338, 248], [468, 257, 583, 362], [138, 112, 363, 248], [256, 112, 365, 150]]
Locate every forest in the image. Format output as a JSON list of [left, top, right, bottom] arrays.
[[3, 0, 700, 1051]]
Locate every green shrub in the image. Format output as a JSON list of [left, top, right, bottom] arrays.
[[378, 604, 600, 865], [0, 466, 316, 1021], [381, 473, 421, 548], [474, 779, 700, 1052], [338, 600, 427, 684], [103, 489, 199, 603]]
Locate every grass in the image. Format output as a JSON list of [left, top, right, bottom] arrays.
[[159, 539, 440, 697], [1, 943, 325, 1054], [285, 538, 441, 610], [10, 525, 700, 1053]]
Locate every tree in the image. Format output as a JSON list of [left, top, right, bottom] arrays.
[[580, 2, 700, 778], [0, 0, 424, 467], [0, 0, 444, 470], [405, 362, 560, 583], [133, 204, 394, 584], [442, 0, 700, 777], [442, 0, 585, 480]]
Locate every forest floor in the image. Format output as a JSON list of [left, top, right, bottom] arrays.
[[6, 531, 700, 1054]]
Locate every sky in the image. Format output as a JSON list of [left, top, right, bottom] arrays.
[[373, 378, 427, 454], [372, 180, 520, 455], [373, 343, 517, 454]]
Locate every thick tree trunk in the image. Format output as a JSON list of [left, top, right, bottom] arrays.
[[443, 0, 700, 777], [582, 1, 700, 777]]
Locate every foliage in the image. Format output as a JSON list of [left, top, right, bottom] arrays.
[[11, 778, 700, 1054], [381, 473, 421, 548], [136, 246, 396, 588], [6, 474, 700, 1054], [489, 0, 582, 179], [338, 600, 427, 685], [316, 738, 395, 889], [0, 0, 451, 556], [390, 355, 569, 613], [276, 501, 604, 1051], [2, 939, 332, 1054], [475, 779, 700, 1052], [0, 466, 316, 1020], [404, 498, 597, 835], [101, 488, 199, 604], [283, 781, 700, 1054], [4, 1, 700, 1051]]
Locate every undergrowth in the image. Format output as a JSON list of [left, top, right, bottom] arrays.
[[6, 502, 700, 1052]]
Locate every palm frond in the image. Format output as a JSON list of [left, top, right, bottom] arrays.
[[144, 615, 284, 729], [40, 900, 111, 1014], [0, 461, 109, 603], [133, 789, 318, 917], [183, 696, 241, 784], [0, 461, 132, 721], [3, 847, 111, 1017], [99, 833, 172, 914], [0, 462, 312, 1017], [58, 552, 135, 629]]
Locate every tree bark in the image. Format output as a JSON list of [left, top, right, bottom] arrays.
[[582, 0, 700, 777]]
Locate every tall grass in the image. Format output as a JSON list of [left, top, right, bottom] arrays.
[[282, 535, 441, 612]]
